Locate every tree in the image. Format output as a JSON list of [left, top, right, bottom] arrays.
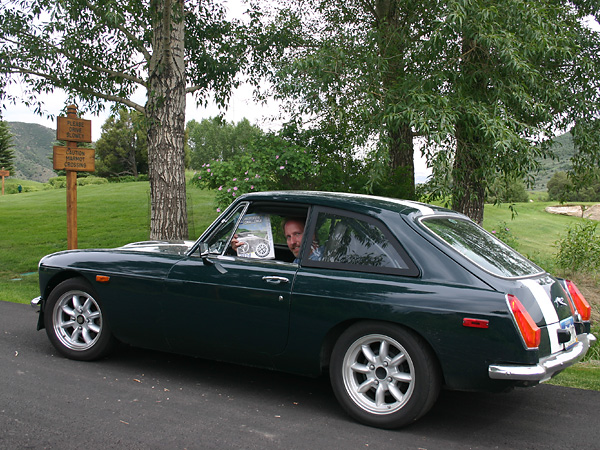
[[0, 1, 247, 239], [95, 109, 148, 178], [547, 170, 600, 203], [266, 0, 442, 200], [267, 1, 600, 223], [0, 121, 15, 173], [187, 117, 263, 169], [486, 176, 529, 204], [422, 0, 600, 223]]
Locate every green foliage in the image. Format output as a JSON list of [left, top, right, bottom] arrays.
[[187, 117, 263, 169], [190, 133, 316, 210], [547, 172, 573, 203], [486, 176, 530, 204], [47, 175, 108, 188], [370, 166, 416, 200], [0, 121, 15, 173], [547, 171, 600, 203], [490, 221, 519, 250], [106, 174, 149, 183], [0, 1, 246, 116], [555, 221, 600, 274], [95, 109, 148, 178]]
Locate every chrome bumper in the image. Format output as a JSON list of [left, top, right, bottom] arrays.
[[30, 296, 42, 310], [489, 333, 597, 382]]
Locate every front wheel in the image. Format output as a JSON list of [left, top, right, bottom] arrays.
[[330, 322, 441, 429], [44, 278, 115, 361]]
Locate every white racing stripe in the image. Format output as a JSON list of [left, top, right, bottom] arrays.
[[520, 278, 561, 354]]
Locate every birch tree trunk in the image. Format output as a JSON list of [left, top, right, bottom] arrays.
[[147, 0, 188, 240]]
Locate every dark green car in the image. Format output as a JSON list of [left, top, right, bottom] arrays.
[[31, 191, 596, 429]]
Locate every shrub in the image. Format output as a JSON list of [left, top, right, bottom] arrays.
[[190, 134, 316, 211], [555, 221, 600, 274], [77, 176, 108, 186], [107, 175, 148, 183], [47, 176, 67, 188], [491, 221, 519, 250]]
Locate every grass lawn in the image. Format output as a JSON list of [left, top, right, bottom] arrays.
[[1, 184, 597, 390], [0, 180, 219, 303]]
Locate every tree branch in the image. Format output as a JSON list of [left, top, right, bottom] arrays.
[[84, 0, 152, 63]]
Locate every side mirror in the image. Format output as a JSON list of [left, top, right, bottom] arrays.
[[199, 242, 209, 257]]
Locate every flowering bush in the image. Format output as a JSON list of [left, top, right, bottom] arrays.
[[190, 134, 317, 211], [491, 221, 519, 249]]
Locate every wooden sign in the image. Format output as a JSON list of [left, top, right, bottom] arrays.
[[0, 167, 8, 195], [53, 146, 95, 172], [57, 116, 92, 142], [57, 105, 93, 249]]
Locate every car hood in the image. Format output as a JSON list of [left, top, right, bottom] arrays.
[[117, 240, 195, 256]]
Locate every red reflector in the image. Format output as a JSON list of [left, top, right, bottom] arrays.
[[508, 294, 541, 349], [566, 280, 591, 321], [463, 318, 489, 329], [96, 275, 110, 283]]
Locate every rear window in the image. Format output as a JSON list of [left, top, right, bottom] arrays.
[[421, 217, 542, 278]]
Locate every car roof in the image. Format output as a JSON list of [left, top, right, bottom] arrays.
[[237, 190, 462, 220]]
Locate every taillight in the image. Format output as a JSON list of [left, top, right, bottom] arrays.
[[507, 294, 541, 349], [565, 280, 592, 321]]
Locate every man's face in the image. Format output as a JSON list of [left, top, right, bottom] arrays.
[[284, 220, 305, 257]]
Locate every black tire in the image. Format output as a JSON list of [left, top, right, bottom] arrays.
[[44, 277, 115, 361], [330, 321, 441, 429]]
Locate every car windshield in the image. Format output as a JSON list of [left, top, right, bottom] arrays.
[[421, 217, 542, 278]]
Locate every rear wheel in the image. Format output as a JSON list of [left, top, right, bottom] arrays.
[[330, 321, 441, 429], [44, 278, 115, 361]]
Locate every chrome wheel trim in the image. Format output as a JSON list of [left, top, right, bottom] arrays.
[[342, 333, 415, 415], [52, 290, 103, 351]]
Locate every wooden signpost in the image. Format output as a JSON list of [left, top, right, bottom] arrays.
[[54, 105, 94, 249], [0, 167, 9, 195]]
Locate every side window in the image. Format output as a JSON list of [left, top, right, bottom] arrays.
[[306, 211, 416, 274], [204, 203, 247, 255]]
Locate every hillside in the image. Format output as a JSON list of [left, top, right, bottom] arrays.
[[533, 132, 576, 190], [8, 122, 56, 182]]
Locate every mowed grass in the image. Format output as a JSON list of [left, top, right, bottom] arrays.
[[482, 201, 598, 267], [0, 181, 219, 303]]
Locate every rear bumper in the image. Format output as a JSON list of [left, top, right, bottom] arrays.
[[489, 333, 597, 383]]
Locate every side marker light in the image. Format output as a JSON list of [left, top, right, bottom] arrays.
[[463, 318, 489, 329]]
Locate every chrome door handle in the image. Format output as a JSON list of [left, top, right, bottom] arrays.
[[262, 276, 289, 284]]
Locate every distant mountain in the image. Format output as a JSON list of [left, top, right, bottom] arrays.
[[532, 132, 575, 190], [8, 122, 56, 182]]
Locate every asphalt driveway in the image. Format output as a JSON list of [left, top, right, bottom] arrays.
[[1, 301, 599, 449]]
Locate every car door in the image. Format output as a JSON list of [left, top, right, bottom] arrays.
[[161, 205, 298, 361]]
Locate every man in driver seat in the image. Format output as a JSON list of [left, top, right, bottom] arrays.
[[232, 216, 321, 263]]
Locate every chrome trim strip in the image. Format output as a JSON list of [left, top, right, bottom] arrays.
[[489, 333, 597, 382]]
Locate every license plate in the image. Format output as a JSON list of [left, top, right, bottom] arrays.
[[560, 317, 577, 349]]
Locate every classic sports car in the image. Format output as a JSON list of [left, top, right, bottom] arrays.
[[31, 191, 596, 429]]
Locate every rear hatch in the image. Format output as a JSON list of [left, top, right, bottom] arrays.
[[418, 215, 578, 357], [510, 275, 577, 356]]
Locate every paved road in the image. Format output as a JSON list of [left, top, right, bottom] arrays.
[[1, 301, 599, 450]]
